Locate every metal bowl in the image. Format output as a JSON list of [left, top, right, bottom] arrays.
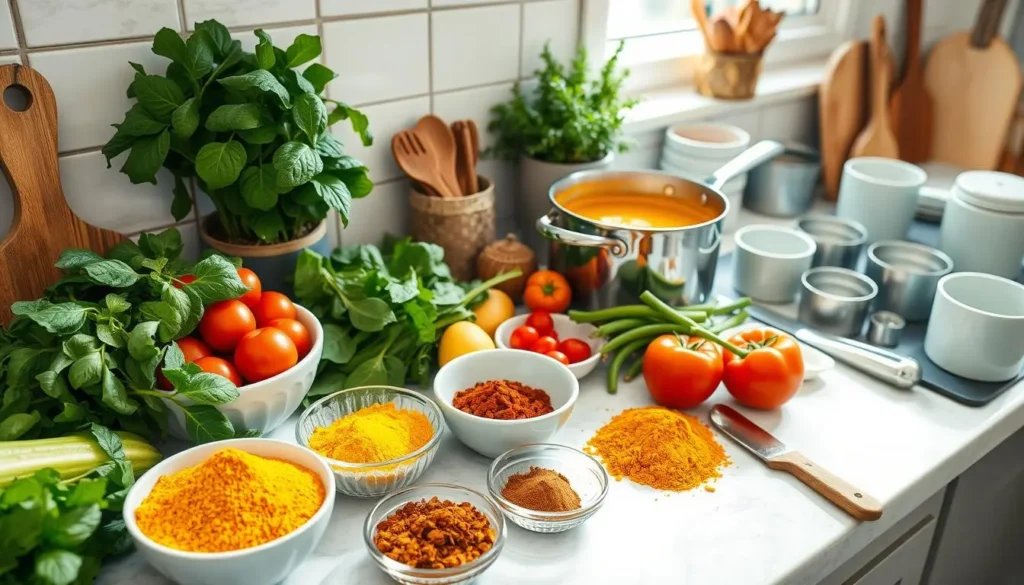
[[865, 241, 954, 322], [796, 215, 868, 269], [798, 267, 878, 337]]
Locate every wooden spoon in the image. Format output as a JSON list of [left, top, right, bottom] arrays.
[[889, 0, 933, 163], [460, 122, 479, 194], [710, 16, 736, 52], [691, 0, 712, 46], [414, 115, 462, 197], [849, 16, 899, 159], [452, 121, 473, 195], [392, 130, 456, 198]]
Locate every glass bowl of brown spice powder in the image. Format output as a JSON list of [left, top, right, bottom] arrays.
[[486, 443, 609, 533]]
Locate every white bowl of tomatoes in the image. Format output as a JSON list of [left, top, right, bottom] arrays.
[[494, 312, 604, 379], [163, 272, 324, 439]]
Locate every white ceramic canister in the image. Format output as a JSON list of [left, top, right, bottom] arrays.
[[939, 171, 1024, 279]]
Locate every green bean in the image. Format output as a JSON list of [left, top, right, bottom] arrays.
[[600, 324, 689, 355], [709, 309, 749, 334], [569, 306, 707, 324], [623, 352, 645, 382], [591, 318, 652, 338], [639, 291, 749, 357], [708, 297, 752, 316], [607, 338, 652, 394]]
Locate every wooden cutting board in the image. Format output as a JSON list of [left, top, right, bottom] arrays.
[[0, 65, 125, 324], [924, 0, 1022, 170], [849, 15, 899, 161], [890, 0, 933, 163]]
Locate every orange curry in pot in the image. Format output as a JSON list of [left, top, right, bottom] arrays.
[[554, 187, 719, 229]]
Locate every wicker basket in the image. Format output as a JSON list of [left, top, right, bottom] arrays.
[[694, 50, 763, 100], [409, 176, 495, 281]]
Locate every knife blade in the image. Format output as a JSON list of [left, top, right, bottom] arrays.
[[709, 404, 884, 521]]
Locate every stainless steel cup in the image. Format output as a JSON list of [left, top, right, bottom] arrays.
[[732, 225, 816, 303], [798, 267, 878, 337], [865, 241, 954, 322], [796, 215, 868, 269], [742, 144, 821, 217]]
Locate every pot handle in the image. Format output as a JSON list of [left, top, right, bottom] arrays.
[[707, 140, 786, 190], [536, 214, 628, 257]]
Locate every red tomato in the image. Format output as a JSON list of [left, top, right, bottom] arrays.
[[509, 325, 540, 350], [530, 336, 559, 355], [643, 334, 723, 409], [176, 337, 212, 363], [252, 291, 296, 326], [236, 268, 262, 308], [198, 300, 256, 352], [558, 338, 593, 364], [173, 274, 196, 288], [545, 350, 570, 365], [268, 318, 312, 358], [194, 356, 243, 386], [722, 328, 804, 410], [524, 311, 556, 337], [234, 327, 298, 383], [523, 271, 572, 313]]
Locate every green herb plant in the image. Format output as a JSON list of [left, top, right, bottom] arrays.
[[0, 229, 255, 444], [293, 240, 519, 399], [102, 20, 373, 245], [486, 41, 638, 164]]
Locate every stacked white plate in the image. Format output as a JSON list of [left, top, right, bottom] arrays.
[[659, 123, 752, 233]]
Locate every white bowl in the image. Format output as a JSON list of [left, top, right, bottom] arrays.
[[664, 122, 751, 159], [432, 349, 579, 457], [124, 438, 336, 585], [493, 314, 604, 379], [165, 304, 324, 440]]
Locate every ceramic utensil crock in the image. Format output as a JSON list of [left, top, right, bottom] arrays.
[[836, 157, 927, 244]]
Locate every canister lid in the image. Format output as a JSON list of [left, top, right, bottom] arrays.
[[953, 171, 1024, 213]]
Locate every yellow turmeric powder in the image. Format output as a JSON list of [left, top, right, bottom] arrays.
[[585, 407, 729, 492], [308, 402, 433, 463], [135, 448, 325, 552]]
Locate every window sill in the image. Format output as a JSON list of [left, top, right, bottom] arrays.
[[622, 59, 828, 135]]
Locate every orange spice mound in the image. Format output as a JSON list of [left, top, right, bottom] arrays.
[[374, 497, 496, 569], [585, 407, 730, 492], [135, 448, 325, 552], [452, 379, 554, 420]]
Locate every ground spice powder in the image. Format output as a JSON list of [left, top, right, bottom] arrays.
[[585, 406, 729, 492], [501, 467, 581, 512], [135, 448, 325, 552], [308, 402, 433, 463], [374, 497, 496, 569], [452, 380, 554, 420]]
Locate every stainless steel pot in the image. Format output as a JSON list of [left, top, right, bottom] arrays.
[[536, 140, 785, 308]]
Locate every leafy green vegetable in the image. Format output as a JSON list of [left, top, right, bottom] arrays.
[[103, 23, 374, 245], [487, 41, 638, 164]]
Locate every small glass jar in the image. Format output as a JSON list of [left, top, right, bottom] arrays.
[[939, 171, 1024, 279]]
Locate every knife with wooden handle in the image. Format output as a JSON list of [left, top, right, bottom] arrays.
[[709, 404, 883, 521]]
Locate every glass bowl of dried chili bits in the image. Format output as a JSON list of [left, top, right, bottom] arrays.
[[487, 443, 609, 533], [364, 483, 507, 585]]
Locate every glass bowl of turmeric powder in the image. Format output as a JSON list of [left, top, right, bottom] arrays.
[[486, 443, 610, 533], [296, 386, 444, 497]]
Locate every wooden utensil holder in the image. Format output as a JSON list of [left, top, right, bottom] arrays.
[[409, 176, 495, 281], [695, 50, 763, 100]]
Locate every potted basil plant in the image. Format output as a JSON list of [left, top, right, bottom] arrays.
[[103, 21, 373, 291], [487, 42, 637, 258]]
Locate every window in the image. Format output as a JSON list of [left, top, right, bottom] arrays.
[[606, 0, 821, 42]]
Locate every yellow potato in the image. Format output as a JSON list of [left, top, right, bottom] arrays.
[[471, 289, 516, 337], [439, 321, 495, 366]]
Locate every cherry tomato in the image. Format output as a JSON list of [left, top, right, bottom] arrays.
[[524, 311, 556, 337], [172, 274, 196, 288], [509, 325, 540, 350], [268, 318, 312, 358], [643, 334, 723, 409], [194, 356, 244, 387], [523, 271, 572, 313], [198, 300, 256, 352], [545, 350, 570, 365], [252, 291, 296, 326], [722, 328, 804, 410], [233, 327, 298, 383], [558, 338, 593, 364], [530, 336, 559, 355], [236, 268, 262, 308], [156, 337, 213, 390]]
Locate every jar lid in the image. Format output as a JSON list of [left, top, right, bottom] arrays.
[[954, 171, 1024, 213]]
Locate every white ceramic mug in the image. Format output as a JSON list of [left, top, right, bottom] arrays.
[[836, 158, 927, 244], [732, 225, 817, 303], [924, 272, 1024, 382]]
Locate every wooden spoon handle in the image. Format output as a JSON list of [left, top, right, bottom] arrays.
[[768, 451, 883, 521], [869, 15, 890, 126]]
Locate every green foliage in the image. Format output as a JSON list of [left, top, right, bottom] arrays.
[[103, 22, 374, 245], [0, 228, 252, 445], [487, 42, 638, 164]]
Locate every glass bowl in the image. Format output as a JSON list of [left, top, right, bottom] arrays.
[[364, 483, 507, 585], [486, 443, 609, 533], [296, 386, 443, 497]]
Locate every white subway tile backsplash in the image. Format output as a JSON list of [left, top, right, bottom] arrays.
[[476, 158, 516, 230], [759, 96, 818, 147], [331, 97, 429, 183], [232, 25, 317, 54], [183, 0, 315, 29], [31, 43, 169, 153], [521, 0, 578, 77], [431, 0, 495, 6], [432, 5, 520, 92], [341, 179, 409, 246], [0, 54, 20, 65], [60, 151, 186, 234], [320, 0, 427, 17], [323, 13, 429, 105], [432, 83, 512, 149], [0, 2, 16, 50], [18, 0, 178, 47]]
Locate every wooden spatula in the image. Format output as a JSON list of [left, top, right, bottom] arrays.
[[849, 15, 899, 160], [0, 65, 125, 324], [414, 115, 462, 197], [392, 130, 456, 198], [819, 42, 867, 200], [890, 0, 933, 163]]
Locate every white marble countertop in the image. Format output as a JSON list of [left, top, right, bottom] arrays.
[[97, 208, 1024, 585]]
